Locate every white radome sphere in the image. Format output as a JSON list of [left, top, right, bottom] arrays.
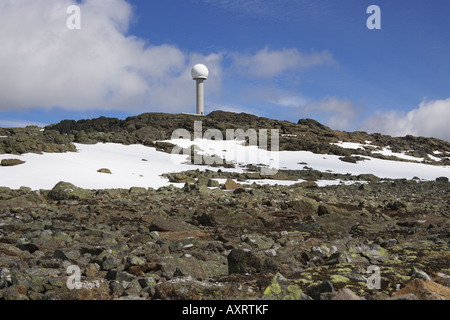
[[191, 64, 209, 79]]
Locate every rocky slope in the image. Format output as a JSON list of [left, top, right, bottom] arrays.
[[0, 111, 449, 300], [0, 175, 449, 300]]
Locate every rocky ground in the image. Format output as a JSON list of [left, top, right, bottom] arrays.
[[0, 174, 449, 300], [1, 111, 449, 301]]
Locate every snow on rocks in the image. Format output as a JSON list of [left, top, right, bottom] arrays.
[[0, 140, 448, 190]]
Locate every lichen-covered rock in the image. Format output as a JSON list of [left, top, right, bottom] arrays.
[[0, 187, 12, 200], [48, 181, 90, 201], [288, 198, 319, 214], [154, 276, 254, 300], [207, 179, 220, 188], [263, 273, 304, 300], [210, 209, 258, 228], [157, 253, 227, 280], [129, 187, 148, 195], [326, 243, 389, 265], [242, 234, 274, 250]]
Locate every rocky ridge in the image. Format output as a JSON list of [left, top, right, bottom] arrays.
[[1, 111, 449, 166]]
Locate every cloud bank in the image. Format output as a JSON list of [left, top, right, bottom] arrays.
[[0, 0, 335, 115], [360, 98, 450, 142]]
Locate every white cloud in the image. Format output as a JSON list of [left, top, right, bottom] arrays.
[[0, 0, 221, 113], [0, 0, 336, 117], [360, 98, 450, 141], [230, 47, 336, 78]]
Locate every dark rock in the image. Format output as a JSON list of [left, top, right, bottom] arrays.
[[109, 280, 125, 298], [233, 188, 246, 194], [318, 204, 331, 216], [388, 200, 408, 210], [37, 259, 61, 269], [305, 280, 336, 300], [54, 249, 80, 261], [105, 270, 136, 285], [16, 243, 40, 254], [101, 257, 122, 271], [124, 279, 143, 296], [339, 156, 358, 163], [227, 249, 262, 274]]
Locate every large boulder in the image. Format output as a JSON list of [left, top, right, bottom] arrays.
[[48, 181, 90, 201], [224, 179, 243, 191]]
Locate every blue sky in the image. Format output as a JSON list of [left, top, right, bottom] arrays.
[[0, 0, 449, 140]]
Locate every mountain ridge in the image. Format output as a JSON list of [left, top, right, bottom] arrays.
[[1, 110, 449, 165]]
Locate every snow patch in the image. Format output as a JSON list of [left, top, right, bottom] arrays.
[[0, 140, 449, 190], [371, 147, 424, 162]]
